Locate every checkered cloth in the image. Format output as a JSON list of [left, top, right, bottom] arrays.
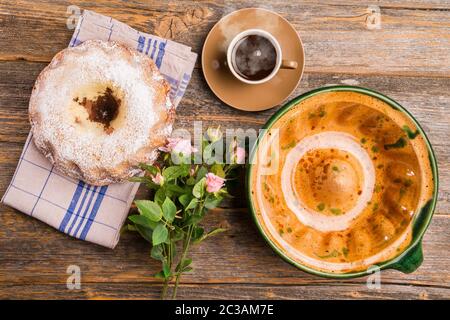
[[1, 10, 197, 248]]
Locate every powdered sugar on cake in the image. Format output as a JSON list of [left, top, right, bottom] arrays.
[[29, 40, 174, 185]]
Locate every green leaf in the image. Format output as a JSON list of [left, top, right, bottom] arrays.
[[186, 176, 196, 185], [179, 194, 193, 208], [128, 215, 158, 229], [163, 261, 171, 278], [176, 258, 192, 272], [183, 213, 203, 226], [170, 241, 177, 260], [211, 164, 225, 178], [193, 177, 206, 198], [203, 143, 216, 165], [185, 197, 199, 211], [154, 188, 166, 205], [191, 226, 204, 242], [144, 181, 161, 191], [206, 227, 227, 238], [165, 183, 186, 195], [162, 166, 189, 181], [152, 223, 169, 246], [129, 176, 151, 183], [135, 225, 153, 243], [172, 226, 184, 241], [162, 197, 177, 222], [194, 227, 227, 243], [195, 166, 208, 183], [204, 194, 223, 209], [139, 163, 159, 175], [181, 266, 193, 273], [150, 245, 164, 261], [154, 271, 165, 279], [126, 224, 137, 232], [135, 200, 162, 222]]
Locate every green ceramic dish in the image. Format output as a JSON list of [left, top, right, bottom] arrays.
[[246, 85, 439, 278]]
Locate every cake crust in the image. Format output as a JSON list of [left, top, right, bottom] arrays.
[[29, 40, 174, 186]]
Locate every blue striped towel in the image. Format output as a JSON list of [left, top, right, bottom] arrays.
[[1, 10, 197, 248]]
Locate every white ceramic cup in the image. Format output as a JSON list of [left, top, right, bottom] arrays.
[[227, 29, 298, 85]]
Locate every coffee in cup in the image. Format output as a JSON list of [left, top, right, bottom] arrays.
[[227, 29, 298, 84]]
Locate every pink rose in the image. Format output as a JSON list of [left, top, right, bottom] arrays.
[[230, 140, 246, 164], [205, 173, 225, 193], [159, 138, 178, 152], [159, 138, 198, 156], [234, 146, 246, 164], [151, 172, 164, 185]]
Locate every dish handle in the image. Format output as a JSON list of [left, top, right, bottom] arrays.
[[390, 240, 423, 273]]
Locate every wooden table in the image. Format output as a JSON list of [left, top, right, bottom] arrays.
[[0, 0, 449, 300]]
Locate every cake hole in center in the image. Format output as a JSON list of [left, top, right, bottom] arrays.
[[74, 87, 120, 133], [294, 148, 364, 215]]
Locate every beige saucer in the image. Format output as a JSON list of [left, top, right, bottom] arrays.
[[202, 8, 305, 111]]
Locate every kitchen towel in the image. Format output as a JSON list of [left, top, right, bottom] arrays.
[[1, 10, 197, 248]]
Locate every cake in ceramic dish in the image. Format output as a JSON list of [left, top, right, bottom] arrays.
[[249, 88, 436, 275], [29, 40, 174, 186]]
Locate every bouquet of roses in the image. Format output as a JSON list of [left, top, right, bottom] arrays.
[[126, 127, 245, 299]]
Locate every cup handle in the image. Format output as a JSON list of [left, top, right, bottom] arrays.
[[280, 60, 298, 70]]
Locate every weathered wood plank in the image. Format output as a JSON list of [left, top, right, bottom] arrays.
[[0, 206, 449, 299], [0, 61, 448, 212], [0, 0, 449, 300], [0, 282, 448, 300], [1, 1, 449, 76], [0, 206, 449, 290], [327, 0, 450, 9]]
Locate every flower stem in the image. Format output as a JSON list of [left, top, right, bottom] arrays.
[[161, 278, 169, 299], [161, 232, 173, 300], [172, 224, 194, 299]]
